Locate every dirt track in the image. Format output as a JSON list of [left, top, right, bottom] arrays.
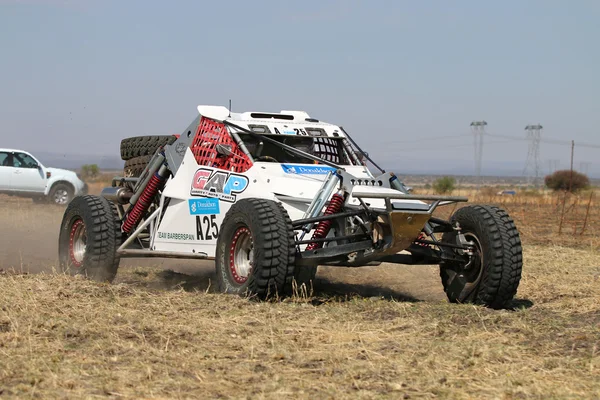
[[0, 196, 445, 302]]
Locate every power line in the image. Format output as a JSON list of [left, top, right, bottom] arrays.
[[391, 139, 513, 152], [380, 131, 600, 149], [485, 132, 600, 148], [382, 133, 471, 144]]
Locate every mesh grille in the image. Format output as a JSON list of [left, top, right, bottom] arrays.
[[190, 118, 252, 173], [313, 137, 342, 163]]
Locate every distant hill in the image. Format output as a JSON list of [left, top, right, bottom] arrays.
[[33, 152, 122, 171], [28, 150, 599, 183]]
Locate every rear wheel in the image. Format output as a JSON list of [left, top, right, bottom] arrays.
[[440, 205, 522, 309], [215, 199, 296, 298], [58, 195, 122, 282], [120, 135, 177, 161]]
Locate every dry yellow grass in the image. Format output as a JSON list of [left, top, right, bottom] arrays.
[[1, 245, 599, 399]]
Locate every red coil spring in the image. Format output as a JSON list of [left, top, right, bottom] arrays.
[[122, 173, 165, 233], [306, 193, 345, 251]]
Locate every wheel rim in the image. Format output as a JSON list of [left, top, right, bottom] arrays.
[[69, 219, 87, 267], [54, 189, 69, 205], [459, 232, 484, 294], [229, 227, 254, 284]]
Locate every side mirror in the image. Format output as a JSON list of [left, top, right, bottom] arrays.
[[215, 144, 233, 157]]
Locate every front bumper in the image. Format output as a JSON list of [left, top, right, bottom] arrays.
[[295, 192, 469, 267]]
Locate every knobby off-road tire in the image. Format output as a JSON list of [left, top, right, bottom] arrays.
[[123, 155, 151, 177], [440, 205, 522, 309], [58, 195, 122, 282], [120, 135, 177, 161], [216, 199, 297, 298]]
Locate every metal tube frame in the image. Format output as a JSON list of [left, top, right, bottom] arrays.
[[118, 208, 161, 251], [223, 120, 345, 170]]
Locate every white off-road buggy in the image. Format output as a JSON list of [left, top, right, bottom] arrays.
[[59, 106, 522, 308]]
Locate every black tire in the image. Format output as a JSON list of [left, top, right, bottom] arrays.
[[120, 135, 177, 161], [440, 205, 522, 309], [123, 155, 151, 177], [58, 195, 122, 282], [49, 182, 74, 206], [215, 199, 296, 298]]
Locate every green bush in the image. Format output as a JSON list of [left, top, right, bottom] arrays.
[[432, 176, 456, 194], [80, 164, 99, 179], [544, 170, 589, 192]]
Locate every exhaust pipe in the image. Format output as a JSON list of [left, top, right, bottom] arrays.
[[101, 187, 133, 204]]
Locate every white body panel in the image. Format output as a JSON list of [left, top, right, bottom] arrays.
[[12, 166, 46, 192], [152, 146, 425, 258], [0, 153, 11, 190]]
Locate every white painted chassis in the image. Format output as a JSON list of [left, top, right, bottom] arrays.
[[117, 106, 431, 260]]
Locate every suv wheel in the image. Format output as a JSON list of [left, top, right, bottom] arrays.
[[50, 183, 74, 205]]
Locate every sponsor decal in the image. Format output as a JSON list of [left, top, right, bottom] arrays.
[[196, 215, 219, 240], [191, 168, 249, 202], [189, 198, 220, 215], [175, 142, 187, 156], [157, 232, 196, 241], [281, 164, 336, 175]]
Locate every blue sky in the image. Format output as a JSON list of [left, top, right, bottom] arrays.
[[0, 0, 598, 176]]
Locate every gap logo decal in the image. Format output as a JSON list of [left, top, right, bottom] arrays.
[[281, 164, 336, 175], [191, 168, 249, 202], [188, 198, 220, 215]]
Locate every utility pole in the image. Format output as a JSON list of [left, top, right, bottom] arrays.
[[569, 140, 574, 192], [470, 120, 487, 190], [523, 124, 542, 186]]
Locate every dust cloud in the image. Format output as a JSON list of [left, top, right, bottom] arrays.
[[0, 196, 445, 301]]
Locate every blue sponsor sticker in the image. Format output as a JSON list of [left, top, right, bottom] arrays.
[[188, 198, 220, 215], [281, 164, 336, 175]]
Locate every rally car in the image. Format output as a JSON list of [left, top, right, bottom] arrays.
[[58, 106, 523, 308]]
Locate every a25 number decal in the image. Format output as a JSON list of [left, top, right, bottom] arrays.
[[273, 127, 308, 136], [196, 215, 219, 240]]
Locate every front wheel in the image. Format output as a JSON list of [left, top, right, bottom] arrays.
[[440, 205, 523, 309], [215, 199, 296, 298], [58, 195, 122, 282], [50, 183, 74, 205]]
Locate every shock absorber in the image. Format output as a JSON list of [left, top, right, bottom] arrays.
[[306, 190, 345, 251], [122, 164, 169, 234]]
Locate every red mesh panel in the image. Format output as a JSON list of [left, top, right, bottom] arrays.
[[190, 117, 252, 173]]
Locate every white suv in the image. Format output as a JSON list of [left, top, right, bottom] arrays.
[[0, 149, 88, 205]]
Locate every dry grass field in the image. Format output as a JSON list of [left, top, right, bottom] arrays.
[[0, 186, 599, 399]]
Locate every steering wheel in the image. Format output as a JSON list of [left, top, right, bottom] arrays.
[[255, 156, 278, 163]]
